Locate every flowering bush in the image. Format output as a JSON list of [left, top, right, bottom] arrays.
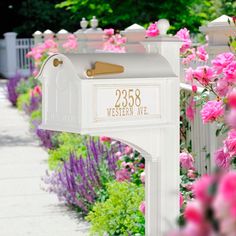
[[171, 20, 236, 234], [103, 29, 127, 53], [170, 171, 236, 236]]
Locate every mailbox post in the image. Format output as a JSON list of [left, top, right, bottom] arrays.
[[38, 25, 182, 235]]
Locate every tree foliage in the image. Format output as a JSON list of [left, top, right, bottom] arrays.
[[55, 0, 212, 33], [14, 0, 77, 36]]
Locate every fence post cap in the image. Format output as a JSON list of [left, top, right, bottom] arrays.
[[208, 15, 233, 27], [124, 23, 145, 32], [43, 29, 54, 34], [57, 29, 69, 34], [4, 32, 17, 37], [33, 31, 42, 36]]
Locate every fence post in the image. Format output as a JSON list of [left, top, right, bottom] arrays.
[[200, 15, 234, 59], [33, 31, 43, 45], [4, 32, 17, 78]]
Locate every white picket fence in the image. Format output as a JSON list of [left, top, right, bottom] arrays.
[[16, 38, 34, 76], [0, 39, 7, 76], [0, 33, 34, 78]]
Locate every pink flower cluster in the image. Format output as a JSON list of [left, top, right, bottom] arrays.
[[171, 171, 236, 236], [200, 100, 224, 124], [175, 28, 192, 53], [146, 23, 160, 37], [30, 85, 42, 97], [186, 96, 196, 121], [182, 46, 208, 65], [139, 201, 145, 215], [26, 38, 58, 61], [62, 34, 78, 52], [185, 65, 214, 86], [103, 29, 127, 53], [180, 152, 194, 170]]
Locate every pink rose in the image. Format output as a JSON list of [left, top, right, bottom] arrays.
[[227, 109, 236, 129], [200, 100, 224, 124], [224, 61, 236, 83], [139, 163, 145, 169], [182, 49, 196, 65], [180, 152, 194, 170], [139, 201, 145, 215], [185, 67, 194, 84], [104, 28, 114, 36], [140, 172, 145, 183], [214, 148, 231, 170], [146, 23, 160, 37], [192, 85, 197, 93], [99, 136, 111, 142], [193, 175, 214, 204], [196, 46, 208, 61], [62, 34, 78, 51], [224, 130, 236, 157], [115, 151, 122, 158], [211, 52, 235, 74], [44, 38, 58, 50], [184, 201, 204, 224], [218, 172, 236, 216], [124, 146, 133, 155], [115, 169, 130, 182], [175, 28, 192, 53], [216, 79, 229, 97], [187, 170, 197, 179], [186, 97, 196, 121], [193, 66, 215, 85], [31, 85, 42, 97], [227, 89, 236, 108]]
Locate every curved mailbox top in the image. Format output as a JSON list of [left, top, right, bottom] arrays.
[[37, 52, 176, 80]]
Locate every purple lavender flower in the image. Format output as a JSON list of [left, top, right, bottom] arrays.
[[6, 73, 22, 106], [43, 138, 119, 215]]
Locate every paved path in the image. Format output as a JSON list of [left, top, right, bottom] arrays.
[[0, 79, 89, 236]]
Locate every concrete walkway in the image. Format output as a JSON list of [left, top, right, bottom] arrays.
[[0, 79, 89, 236]]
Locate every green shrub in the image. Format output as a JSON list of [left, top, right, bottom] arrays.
[[30, 109, 42, 121], [16, 93, 30, 111], [16, 76, 39, 95], [48, 132, 89, 169], [86, 181, 145, 236]]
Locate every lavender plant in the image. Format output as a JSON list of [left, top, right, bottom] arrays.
[[6, 73, 23, 106], [43, 138, 123, 215]]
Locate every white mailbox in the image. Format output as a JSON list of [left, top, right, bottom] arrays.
[[37, 36, 182, 236]]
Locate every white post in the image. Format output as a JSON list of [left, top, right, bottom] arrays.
[[57, 29, 69, 52], [33, 31, 43, 45], [140, 20, 181, 235], [4, 32, 17, 78], [43, 29, 54, 41], [120, 24, 146, 53]]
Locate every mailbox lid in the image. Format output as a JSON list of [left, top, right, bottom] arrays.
[[61, 53, 176, 79], [37, 52, 176, 82]]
